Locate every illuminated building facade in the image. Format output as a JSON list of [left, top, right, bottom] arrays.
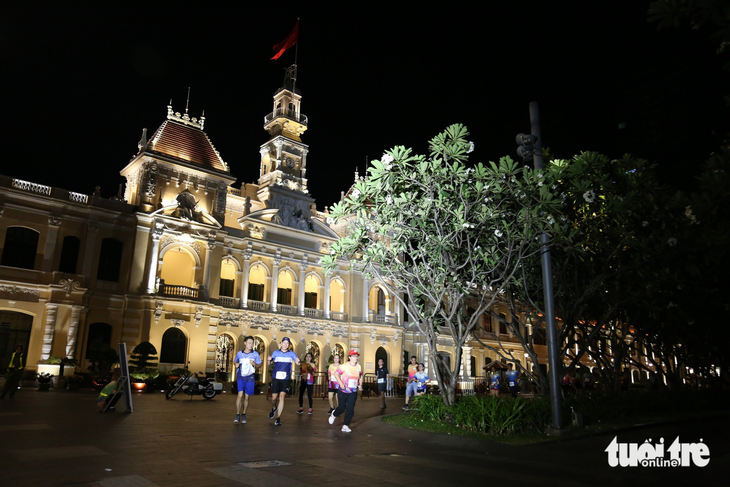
[[0, 71, 533, 384]]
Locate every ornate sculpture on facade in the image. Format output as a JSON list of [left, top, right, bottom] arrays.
[[175, 190, 199, 221], [270, 194, 313, 232]]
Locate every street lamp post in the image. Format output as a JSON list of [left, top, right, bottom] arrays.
[[517, 101, 563, 430]]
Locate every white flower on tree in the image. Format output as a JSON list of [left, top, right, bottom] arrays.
[[583, 190, 596, 203], [351, 189, 361, 199], [466, 141, 475, 153], [495, 229, 503, 237]]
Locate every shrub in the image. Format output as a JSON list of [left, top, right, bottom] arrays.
[[412, 395, 552, 435]]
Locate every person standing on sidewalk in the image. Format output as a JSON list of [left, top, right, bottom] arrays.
[[402, 355, 418, 410], [1, 345, 25, 399], [328, 349, 362, 433], [375, 357, 389, 409], [327, 353, 341, 414], [415, 363, 429, 396], [297, 352, 316, 415], [267, 337, 300, 426], [233, 336, 262, 424], [506, 363, 520, 398]]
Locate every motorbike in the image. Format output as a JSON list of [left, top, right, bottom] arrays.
[[166, 371, 219, 400]]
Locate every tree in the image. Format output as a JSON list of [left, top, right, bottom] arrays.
[[322, 124, 561, 405], [129, 341, 159, 381]]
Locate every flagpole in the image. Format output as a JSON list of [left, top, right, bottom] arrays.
[[293, 18, 299, 94]]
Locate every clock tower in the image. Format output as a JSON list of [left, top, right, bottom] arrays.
[[257, 65, 315, 231]]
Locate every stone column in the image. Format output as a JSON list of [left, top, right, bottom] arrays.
[[241, 249, 252, 308], [147, 222, 164, 293], [323, 274, 331, 319], [362, 278, 370, 322], [65, 306, 82, 359], [297, 263, 307, 316], [270, 254, 281, 312], [43, 216, 62, 272], [203, 234, 215, 301], [41, 303, 58, 361]]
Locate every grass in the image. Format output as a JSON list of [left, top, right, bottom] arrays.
[[382, 406, 730, 446], [381, 412, 550, 446]]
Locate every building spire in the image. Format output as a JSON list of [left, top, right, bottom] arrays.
[[185, 87, 191, 115]]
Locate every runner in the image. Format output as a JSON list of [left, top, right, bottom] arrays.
[[375, 357, 389, 409], [414, 363, 429, 396], [328, 349, 362, 433], [506, 363, 520, 398], [233, 336, 262, 424], [489, 365, 501, 397], [327, 353, 341, 414], [267, 337, 300, 426], [297, 352, 316, 415], [402, 355, 418, 410]]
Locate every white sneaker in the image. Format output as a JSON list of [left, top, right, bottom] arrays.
[[328, 411, 336, 425], [341, 425, 351, 433]]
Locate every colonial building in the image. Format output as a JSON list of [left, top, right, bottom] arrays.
[[0, 69, 534, 384]]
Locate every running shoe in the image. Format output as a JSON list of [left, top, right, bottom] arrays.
[[241, 414, 247, 424], [341, 425, 352, 433], [275, 418, 281, 426], [308, 408, 313, 415], [268, 407, 277, 419], [328, 407, 334, 414], [297, 408, 303, 414], [402, 404, 409, 410], [328, 411, 336, 425], [233, 414, 240, 423]]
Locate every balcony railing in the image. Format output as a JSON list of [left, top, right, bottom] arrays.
[[220, 296, 240, 309], [304, 308, 323, 318], [264, 107, 308, 126], [372, 313, 396, 324], [277, 304, 297, 316], [12, 179, 51, 196], [159, 283, 202, 300], [247, 300, 270, 312], [330, 311, 348, 321]]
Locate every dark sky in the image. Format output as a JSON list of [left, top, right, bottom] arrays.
[[1, 3, 727, 209]]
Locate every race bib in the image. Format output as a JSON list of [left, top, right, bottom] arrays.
[[239, 360, 253, 376], [275, 371, 287, 380], [377, 378, 385, 383], [509, 381, 515, 386], [307, 373, 312, 381], [347, 378, 358, 389]]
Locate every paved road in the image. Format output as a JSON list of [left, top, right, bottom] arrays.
[[0, 387, 727, 486]]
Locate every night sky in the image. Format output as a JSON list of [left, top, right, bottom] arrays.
[[1, 3, 727, 209]]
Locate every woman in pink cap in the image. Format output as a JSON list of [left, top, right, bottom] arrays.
[[327, 349, 362, 433]]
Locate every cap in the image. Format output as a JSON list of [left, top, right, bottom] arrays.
[[348, 349, 360, 357], [281, 337, 291, 343]]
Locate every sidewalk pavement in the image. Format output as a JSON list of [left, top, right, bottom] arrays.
[[0, 387, 727, 486]]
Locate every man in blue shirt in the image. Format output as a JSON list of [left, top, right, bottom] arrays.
[[233, 336, 262, 424], [267, 337, 300, 426], [506, 363, 520, 398]]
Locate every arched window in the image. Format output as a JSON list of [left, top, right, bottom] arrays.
[[215, 334, 235, 378], [306, 341, 321, 369], [533, 324, 547, 346], [248, 264, 266, 302], [304, 275, 318, 309], [160, 328, 186, 364], [58, 235, 80, 274], [377, 288, 385, 315], [1, 227, 39, 270], [470, 360, 476, 377], [97, 238, 123, 282], [277, 271, 293, 305], [219, 259, 236, 297]]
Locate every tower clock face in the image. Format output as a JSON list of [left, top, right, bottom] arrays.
[[286, 157, 295, 168]]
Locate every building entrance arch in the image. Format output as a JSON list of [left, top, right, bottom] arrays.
[[0, 311, 33, 373]]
